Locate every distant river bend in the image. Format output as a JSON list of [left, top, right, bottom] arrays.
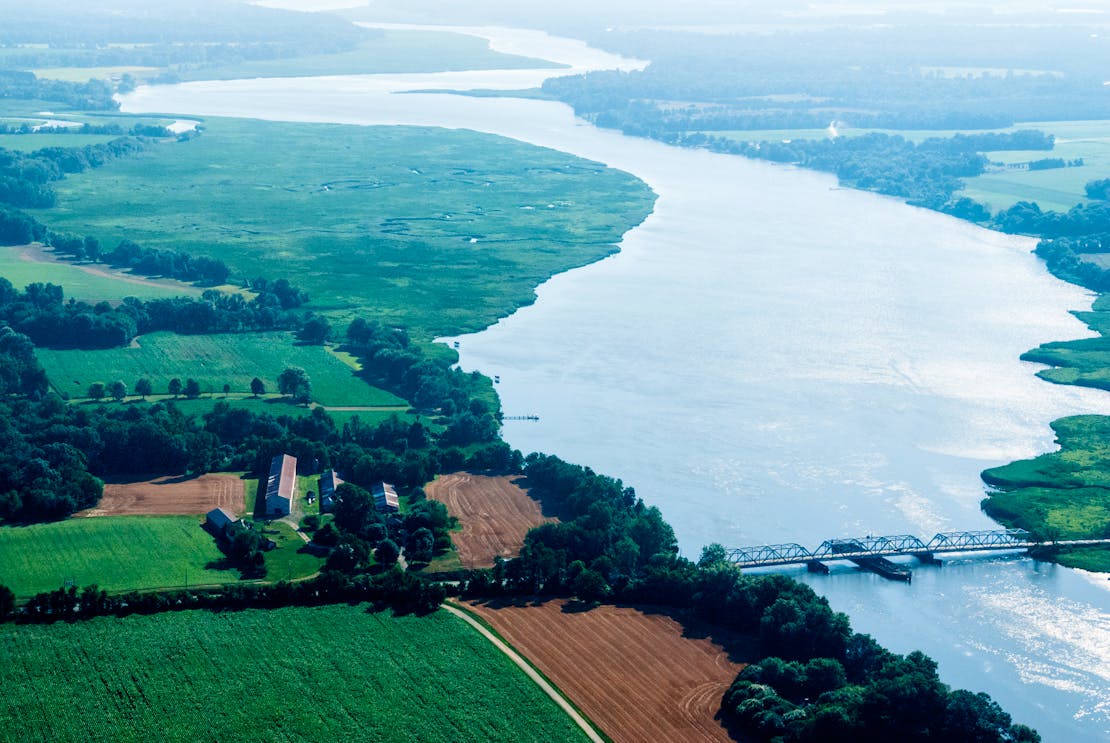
[[120, 25, 1110, 742]]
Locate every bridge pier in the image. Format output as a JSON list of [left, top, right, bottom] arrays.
[[806, 560, 829, 574], [852, 557, 912, 582], [913, 552, 942, 566]]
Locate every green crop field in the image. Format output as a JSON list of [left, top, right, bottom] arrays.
[[36, 331, 407, 407], [956, 120, 1110, 212], [33, 117, 655, 340], [0, 517, 240, 598], [175, 30, 562, 81], [0, 605, 586, 742], [0, 246, 199, 302]]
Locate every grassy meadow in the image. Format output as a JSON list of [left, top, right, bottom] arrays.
[[0, 605, 586, 743], [982, 415, 1110, 571], [36, 331, 406, 407], [0, 516, 240, 598], [33, 117, 655, 339], [0, 246, 200, 302], [0, 513, 325, 599]]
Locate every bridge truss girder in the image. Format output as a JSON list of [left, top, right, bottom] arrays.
[[727, 542, 812, 567], [926, 529, 1032, 551]]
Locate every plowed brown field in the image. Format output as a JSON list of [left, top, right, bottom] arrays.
[[466, 599, 750, 743], [427, 473, 555, 568], [78, 474, 245, 517]]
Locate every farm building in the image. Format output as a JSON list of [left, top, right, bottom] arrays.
[[371, 482, 400, 513], [319, 469, 344, 513], [205, 507, 239, 535], [265, 454, 297, 517]]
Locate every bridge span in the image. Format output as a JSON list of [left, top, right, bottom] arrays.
[[727, 529, 1110, 581]]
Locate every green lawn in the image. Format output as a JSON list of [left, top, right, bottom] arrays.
[[0, 605, 586, 742], [33, 117, 655, 340], [0, 246, 199, 302], [36, 331, 407, 407], [0, 516, 240, 598], [257, 521, 325, 583]]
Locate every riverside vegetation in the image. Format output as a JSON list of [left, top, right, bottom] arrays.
[[0, 4, 1052, 741]]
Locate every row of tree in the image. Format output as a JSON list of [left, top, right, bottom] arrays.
[[3, 567, 444, 625], [0, 279, 306, 350], [0, 137, 149, 210]]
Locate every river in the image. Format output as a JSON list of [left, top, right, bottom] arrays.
[[120, 25, 1110, 741]]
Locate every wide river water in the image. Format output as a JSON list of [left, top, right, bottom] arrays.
[[121, 25, 1110, 741]]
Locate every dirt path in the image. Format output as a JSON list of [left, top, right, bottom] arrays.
[[443, 602, 604, 743], [12, 243, 199, 294]]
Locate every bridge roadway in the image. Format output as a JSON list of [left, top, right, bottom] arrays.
[[727, 529, 1110, 570]]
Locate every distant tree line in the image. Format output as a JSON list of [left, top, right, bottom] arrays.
[[0, 279, 304, 350], [1085, 178, 1110, 201], [547, 24, 1110, 133], [0, 122, 172, 137], [675, 130, 1053, 210], [0, 137, 148, 210], [0, 0, 372, 72], [0, 69, 117, 112]]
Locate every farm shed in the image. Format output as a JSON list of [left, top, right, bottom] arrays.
[[205, 507, 239, 535], [371, 482, 399, 513], [319, 469, 344, 513], [265, 454, 297, 517]]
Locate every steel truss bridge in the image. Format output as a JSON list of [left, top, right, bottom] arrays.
[[726, 529, 1110, 570]]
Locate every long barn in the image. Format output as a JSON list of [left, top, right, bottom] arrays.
[[265, 454, 297, 518]]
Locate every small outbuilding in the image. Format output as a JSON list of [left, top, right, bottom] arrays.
[[319, 469, 344, 514], [371, 481, 399, 513], [205, 507, 239, 535]]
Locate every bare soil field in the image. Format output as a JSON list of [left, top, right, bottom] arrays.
[[466, 598, 751, 743], [426, 472, 555, 568], [78, 474, 245, 517]]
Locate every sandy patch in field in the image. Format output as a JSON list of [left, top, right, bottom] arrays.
[[78, 474, 245, 517], [12, 243, 198, 293], [466, 599, 749, 743], [426, 472, 555, 568]]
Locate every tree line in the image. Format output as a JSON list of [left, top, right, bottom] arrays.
[[0, 567, 444, 626], [0, 279, 304, 350], [0, 69, 116, 112], [0, 137, 149, 210]]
